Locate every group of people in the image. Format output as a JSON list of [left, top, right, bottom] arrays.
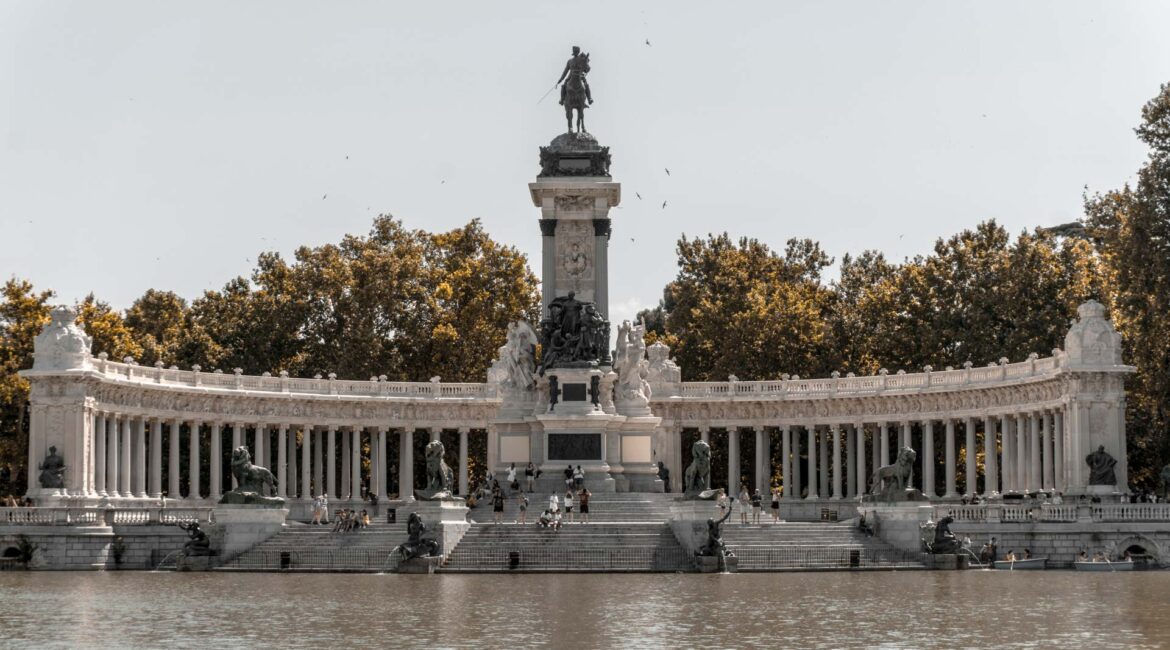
[[331, 508, 371, 532], [713, 486, 783, 525], [3, 495, 32, 508], [536, 487, 593, 529], [310, 494, 330, 524]]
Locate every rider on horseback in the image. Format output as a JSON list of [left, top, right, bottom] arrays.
[[558, 45, 593, 107]]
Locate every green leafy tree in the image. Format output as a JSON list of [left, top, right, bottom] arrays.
[[0, 279, 53, 494]]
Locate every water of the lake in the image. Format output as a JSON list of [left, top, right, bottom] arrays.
[[1, 571, 1167, 648]]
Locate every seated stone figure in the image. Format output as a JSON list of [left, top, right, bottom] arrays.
[[393, 512, 440, 564], [684, 439, 712, 497], [417, 440, 455, 500], [928, 515, 961, 555], [178, 521, 213, 557]]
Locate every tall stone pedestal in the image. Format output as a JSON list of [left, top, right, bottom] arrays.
[[213, 505, 289, 563]]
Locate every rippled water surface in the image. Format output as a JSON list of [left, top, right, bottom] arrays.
[[2, 570, 1168, 648]]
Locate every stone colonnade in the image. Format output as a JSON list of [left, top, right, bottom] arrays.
[[662, 408, 1071, 500], [75, 414, 485, 503]]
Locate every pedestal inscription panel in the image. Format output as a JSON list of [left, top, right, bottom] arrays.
[[547, 433, 602, 461]]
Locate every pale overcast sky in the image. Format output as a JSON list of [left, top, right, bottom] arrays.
[[3, 1, 1169, 332]]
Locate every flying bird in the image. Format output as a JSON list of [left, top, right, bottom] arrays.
[[664, 168, 670, 176], [645, 39, 652, 46], [630, 238, 636, 243], [322, 194, 327, 200], [636, 192, 642, 200], [662, 201, 668, 209]]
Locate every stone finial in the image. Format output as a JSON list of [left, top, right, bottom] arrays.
[[944, 366, 954, 372], [830, 371, 840, 379], [233, 368, 243, 375], [963, 361, 973, 369], [370, 376, 379, 382], [378, 374, 388, 382], [1027, 352, 1039, 360], [846, 372, 856, 378], [1064, 299, 1123, 367], [314, 373, 323, 380], [32, 305, 93, 371], [791, 374, 800, 381], [998, 358, 1009, 366], [896, 369, 906, 375], [279, 370, 289, 378], [327, 373, 337, 380], [169, 365, 179, 371], [154, 360, 165, 369], [123, 356, 136, 365], [191, 364, 201, 372], [429, 376, 441, 383], [213, 369, 223, 374], [878, 368, 888, 376], [923, 365, 933, 373], [98, 351, 109, 360], [261, 371, 271, 377]]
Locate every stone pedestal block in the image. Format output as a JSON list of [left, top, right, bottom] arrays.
[[213, 505, 288, 563], [696, 555, 738, 573], [398, 556, 442, 574]]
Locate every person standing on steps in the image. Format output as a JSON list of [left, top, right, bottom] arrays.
[[738, 486, 751, 524], [578, 487, 591, 524], [525, 462, 536, 492], [507, 463, 517, 494], [564, 465, 574, 490], [770, 487, 781, 523], [574, 465, 585, 490], [517, 492, 529, 524], [751, 488, 763, 524], [492, 488, 505, 524], [564, 489, 575, 524], [549, 492, 560, 516]]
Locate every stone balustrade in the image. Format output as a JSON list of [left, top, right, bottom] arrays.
[[0, 507, 213, 526]]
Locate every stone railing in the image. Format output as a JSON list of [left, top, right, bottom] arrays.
[[939, 503, 1170, 524], [0, 507, 213, 526], [88, 356, 494, 400], [672, 354, 1064, 400]]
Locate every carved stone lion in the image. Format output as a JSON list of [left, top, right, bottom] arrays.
[[220, 446, 283, 506], [870, 446, 917, 500], [421, 440, 454, 498], [684, 439, 712, 495]]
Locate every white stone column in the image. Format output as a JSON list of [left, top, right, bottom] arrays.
[[757, 428, 769, 494], [870, 424, 880, 474], [539, 219, 557, 317], [983, 416, 998, 497], [209, 422, 222, 500], [231, 423, 243, 489], [700, 428, 709, 444], [94, 413, 107, 498], [254, 424, 266, 470], [780, 425, 791, 500], [1034, 413, 1043, 491], [400, 429, 415, 502], [818, 427, 829, 498], [963, 417, 976, 498], [327, 426, 337, 499], [845, 424, 856, 497], [792, 426, 802, 499], [831, 425, 842, 500], [458, 428, 469, 496], [188, 420, 201, 499], [806, 426, 818, 499], [728, 428, 740, 491], [149, 418, 163, 498], [429, 427, 440, 443], [593, 218, 610, 318], [378, 427, 389, 498], [287, 429, 297, 499], [340, 427, 351, 498], [1053, 410, 1065, 493], [313, 428, 324, 497], [276, 423, 288, 498], [120, 415, 132, 497], [301, 425, 312, 499], [922, 420, 934, 497], [900, 421, 911, 452], [1015, 413, 1027, 493], [945, 419, 957, 498], [168, 418, 181, 500], [1041, 412, 1054, 492], [855, 423, 866, 498], [106, 414, 120, 498], [350, 427, 361, 501], [132, 417, 146, 498], [879, 422, 890, 467]]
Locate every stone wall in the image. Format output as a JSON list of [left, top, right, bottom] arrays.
[[0, 525, 189, 570]]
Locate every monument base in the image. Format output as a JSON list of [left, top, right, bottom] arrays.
[[397, 556, 442, 574], [175, 555, 216, 572], [696, 555, 738, 573], [213, 505, 289, 563]]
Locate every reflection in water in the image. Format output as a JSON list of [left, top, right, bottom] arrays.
[[1, 571, 1168, 648]]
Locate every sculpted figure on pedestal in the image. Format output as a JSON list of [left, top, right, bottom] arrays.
[[178, 521, 213, 557], [1086, 445, 1118, 486], [869, 447, 918, 501], [220, 447, 284, 507], [493, 321, 538, 392], [393, 512, 440, 564], [613, 320, 652, 407], [37, 446, 66, 489], [556, 45, 593, 134], [32, 305, 92, 371], [538, 292, 609, 374], [684, 439, 712, 496], [418, 440, 455, 500], [645, 341, 682, 384]]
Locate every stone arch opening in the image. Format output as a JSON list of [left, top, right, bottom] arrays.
[[1, 546, 20, 559], [1113, 535, 1163, 568]]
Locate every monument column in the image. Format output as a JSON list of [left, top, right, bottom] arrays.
[[107, 413, 120, 498], [340, 427, 350, 498], [818, 426, 829, 498], [458, 428, 469, 496], [921, 420, 934, 497], [806, 427, 818, 499], [756, 427, 770, 494], [983, 416, 998, 497], [792, 426, 802, 499], [120, 414, 132, 498], [831, 425, 842, 500], [963, 417, 976, 498], [1016, 413, 1027, 493], [1053, 410, 1065, 492], [378, 426, 389, 498], [845, 424, 856, 497], [700, 428, 709, 444], [999, 414, 1012, 493], [231, 423, 243, 489], [276, 423, 288, 498], [350, 427, 362, 501], [133, 417, 147, 497], [944, 419, 957, 499], [593, 218, 611, 319], [1032, 412, 1044, 492], [301, 424, 312, 500], [168, 418, 181, 500], [327, 425, 337, 499], [780, 425, 791, 500], [855, 422, 866, 498], [728, 428, 739, 490], [879, 422, 890, 467], [400, 429, 415, 502], [94, 412, 107, 498], [313, 427, 324, 496], [187, 420, 201, 499], [254, 423, 266, 471], [209, 422, 222, 501]]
